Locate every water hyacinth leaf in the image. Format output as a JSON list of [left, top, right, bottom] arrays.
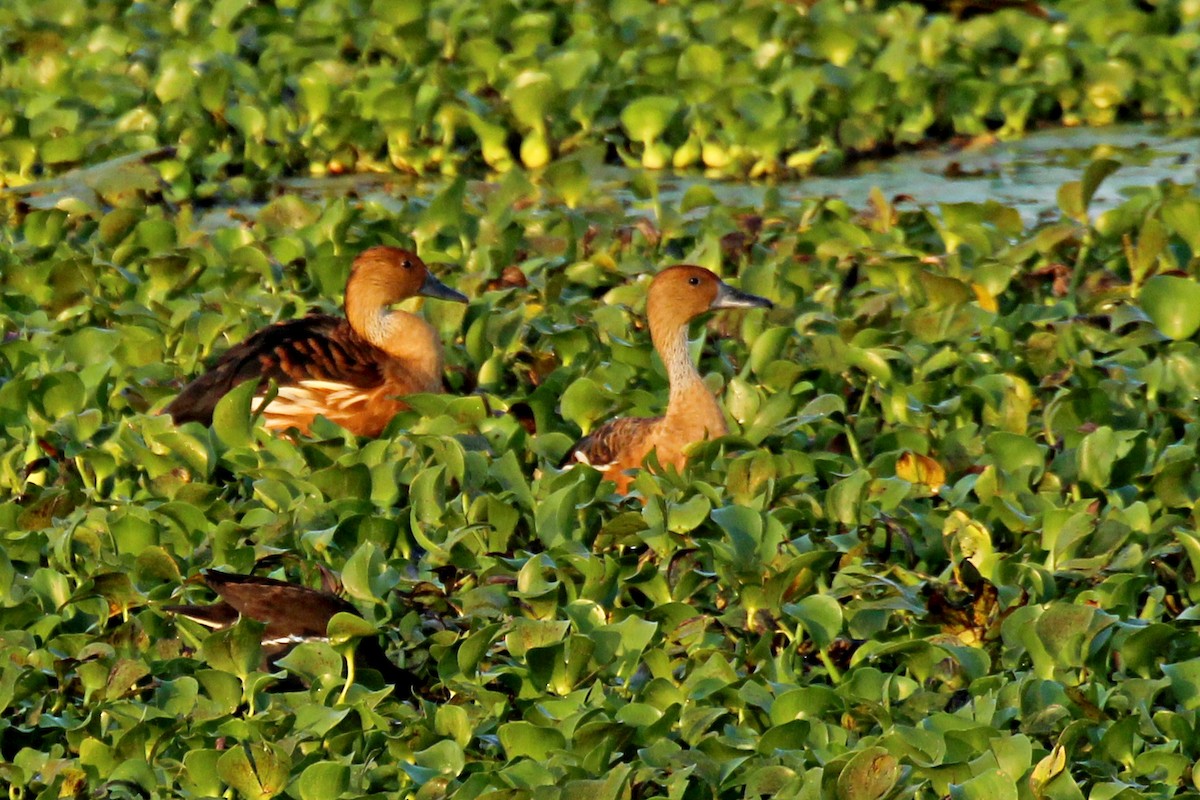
[[1163, 659, 1200, 711], [211, 378, 260, 448], [154, 677, 199, 717], [667, 494, 711, 533], [196, 670, 242, 715], [182, 750, 223, 797], [1161, 197, 1200, 254], [757, 721, 811, 755], [105, 658, 150, 698], [507, 72, 555, 132], [620, 96, 680, 145], [216, 742, 291, 800], [827, 469, 872, 525], [413, 740, 466, 778], [1029, 745, 1067, 795], [1119, 623, 1176, 678], [948, 769, 1018, 800], [327, 612, 377, 645], [1140, 275, 1200, 341], [1076, 426, 1138, 489], [39, 372, 86, 418], [200, 618, 265, 679], [211, 0, 253, 28], [499, 721, 567, 761], [1034, 603, 1102, 669], [895, 452, 945, 491], [292, 705, 351, 739], [435, 705, 474, 747], [560, 377, 614, 431], [341, 542, 396, 602], [835, 746, 900, 800], [106, 759, 158, 796], [787, 595, 843, 650], [297, 762, 349, 800], [984, 432, 1044, 477], [506, 619, 569, 659], [274, 643, 343, 684], [1081, 159, 1121, 209], [458, 623, 503, 677], [561, 764, 632, 800]]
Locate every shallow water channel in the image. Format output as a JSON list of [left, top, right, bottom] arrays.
[[281, 122, 1200, 225], [609, 122, 1200, 224], [11, 121, 1200, 227]]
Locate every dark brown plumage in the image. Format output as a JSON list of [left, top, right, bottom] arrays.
[[165, 570, 417, 695], [165, 246, 467, 437], [165, 315, 383, 425], [559, 417, 646, 471]]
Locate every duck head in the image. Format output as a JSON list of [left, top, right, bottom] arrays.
[[646, 265, 772, 335], [347, 246, 468, 306]]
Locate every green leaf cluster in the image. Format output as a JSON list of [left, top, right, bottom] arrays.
[[1, 1, 1199, 184], [4, 152, 1200, 798]]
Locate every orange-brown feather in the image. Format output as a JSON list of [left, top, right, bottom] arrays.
[[562, 265, 768, 494], [166, 246, 463, 436]]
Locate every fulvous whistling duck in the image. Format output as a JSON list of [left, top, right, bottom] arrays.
[[164, 569, 417, 694], [561, 265, 773, 493], [165, 246, 467, 437]]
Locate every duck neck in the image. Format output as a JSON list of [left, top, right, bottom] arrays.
[[655, 323, 722, 431], [347, 298, 443, 391]]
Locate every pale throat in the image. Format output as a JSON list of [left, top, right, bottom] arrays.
[[656, 323, 724, 434], [357, 305, 443, 386]]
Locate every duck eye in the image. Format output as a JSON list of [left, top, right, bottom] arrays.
[[688, 276, 700, 286]]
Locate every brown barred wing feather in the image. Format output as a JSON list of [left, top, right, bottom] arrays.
[[561, 416, 657, 473], [166, 315, 384, 426]]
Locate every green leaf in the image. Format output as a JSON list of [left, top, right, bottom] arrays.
[[1164, 658, 1200, 711], [327, 612, 377, 645], [1140, 275, 1200, 340], [498, 721, 566, 761], [211, 378, 260, 448], [200, 618, 265, 680], [297, 762, 349, 800], [620, 96, 680, 144], [182, 750, 223, 797], [786, 595, 843, 650], [559, 377, 614, 432], [826, 469, 872, 525], [1076, 426, 1138, 489], [949, 769, 1018, 800], [216, 743, 291, 800], [40, 372, 86, 418], [1161, 197, 1200, 255], [1034, 603, 1101, 669], [413, 739, 466, 778], [836, 746, 900, 800], [984, 432, 1045, 477]]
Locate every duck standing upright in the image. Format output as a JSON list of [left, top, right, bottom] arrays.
[[165, 246, 467, 437], [562, 265, 772, 493]]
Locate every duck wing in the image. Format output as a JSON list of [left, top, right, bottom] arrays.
[[197, 570, 356, 641], [166, 314, 385, 425], [166, 570, 420, 694], [560, 416, 655, 470]]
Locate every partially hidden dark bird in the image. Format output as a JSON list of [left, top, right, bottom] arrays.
[[164, 569, 417, 695], [561, 265, 773, 494], [165, 246, 468, 437]]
